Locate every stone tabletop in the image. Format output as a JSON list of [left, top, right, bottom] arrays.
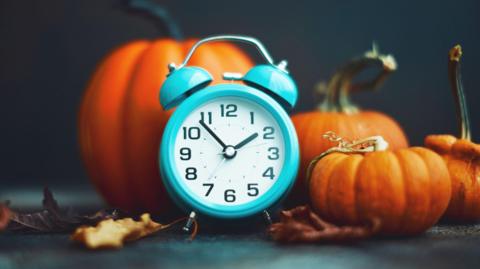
[[1, 186, 480, 269]]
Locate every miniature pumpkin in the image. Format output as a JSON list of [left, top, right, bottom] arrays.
[[308, 132, 451, 235], [291, 47, 408, 201], [425, 45, 480, 222], [78, 0, 253, 213]]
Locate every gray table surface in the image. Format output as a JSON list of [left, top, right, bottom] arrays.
[[1, 186, 480, 269]]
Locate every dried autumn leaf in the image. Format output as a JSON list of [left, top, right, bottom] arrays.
[[5, 188, 125, 233], [71, 214, 190, 249], [268, 205, 380, 243]]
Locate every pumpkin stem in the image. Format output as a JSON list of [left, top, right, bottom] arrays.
[[318, 44, 397, 114], [122, 0, 183, 40], [448, 45, 471, 141]]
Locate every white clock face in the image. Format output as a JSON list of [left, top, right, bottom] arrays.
[[173, 96, 285, 206]]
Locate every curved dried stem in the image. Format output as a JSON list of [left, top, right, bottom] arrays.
[[188, 219, 199, 241], [449, 45, 471, 140], [160, 216, 198, 241], [305, 132, 388, 186], [318, 44, 397, 114], [122, 0, 183, 40]]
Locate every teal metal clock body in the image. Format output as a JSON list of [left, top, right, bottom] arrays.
[[158, 35, 299, 220]]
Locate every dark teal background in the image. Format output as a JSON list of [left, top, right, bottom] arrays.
[[0, 0, 479, 186]]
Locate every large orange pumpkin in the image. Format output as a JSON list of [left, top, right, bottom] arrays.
[[308, 133, 451, 235], [78, 1, 253, 214], [291, 47, 408, 201], [425, 45, 480, 222]]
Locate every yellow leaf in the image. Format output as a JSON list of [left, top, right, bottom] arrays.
[[71, 213, 164, 249]]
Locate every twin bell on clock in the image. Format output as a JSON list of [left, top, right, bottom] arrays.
[[158, 35, 300, 225]]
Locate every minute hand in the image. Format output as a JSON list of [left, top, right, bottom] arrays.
[[199, 120, 227, 148], [234, 133, 259, 149]]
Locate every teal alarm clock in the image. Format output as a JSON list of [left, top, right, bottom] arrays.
[[159, 35, 299, 226]]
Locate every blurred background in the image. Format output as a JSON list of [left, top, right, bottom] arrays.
[[0, 0, 479, 187]]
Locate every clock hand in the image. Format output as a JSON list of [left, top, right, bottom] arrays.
[[208, 157, 226, 180], [199, 120, 227, 149], [234, 133, 259, 149], [216, 143, 267, 155]]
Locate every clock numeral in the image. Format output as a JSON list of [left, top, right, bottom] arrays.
[[224, 189, 236, 203], [267, 147, 279, 160], [179, 147, 191, 160], [262, 167, 275, 180], [247, 183, 259, 197], [250, 112, 255, 124], [185, 167, 197, 180], [220, 104, 237, 117], [202, 183, 214, 196], [263, 126, 275, 139], [182, 126, 201, 140], [200, 112, 212, 124]]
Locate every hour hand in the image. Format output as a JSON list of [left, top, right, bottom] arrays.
[[199, 120, 227, 148], [234, 133, 259, 149]]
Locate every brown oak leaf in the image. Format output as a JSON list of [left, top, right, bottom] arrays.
[[4, 188, 125, 233], [268, 205, 381, 243]]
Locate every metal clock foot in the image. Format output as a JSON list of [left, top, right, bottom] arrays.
[[183, 211, 197, 232], [263, 210, 272, 225]]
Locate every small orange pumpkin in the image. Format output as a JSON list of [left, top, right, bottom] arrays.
[[308, 133, 451, 235], [78, 1, 253, 214], [291, 47, 408, 201], [425, 45, 480, 222]]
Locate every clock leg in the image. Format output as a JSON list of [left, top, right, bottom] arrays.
[[183, 211, 197, 232], [263, 210, 272, 225]]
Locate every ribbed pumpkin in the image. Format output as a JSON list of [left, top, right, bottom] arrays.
[[425, 45, 480, 222], [291, 47, 408, 201], [78, 1, 253, 213], [308, 133, 451, 235]]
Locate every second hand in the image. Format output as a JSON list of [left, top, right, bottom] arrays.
[[208, 157, 226, 180]]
